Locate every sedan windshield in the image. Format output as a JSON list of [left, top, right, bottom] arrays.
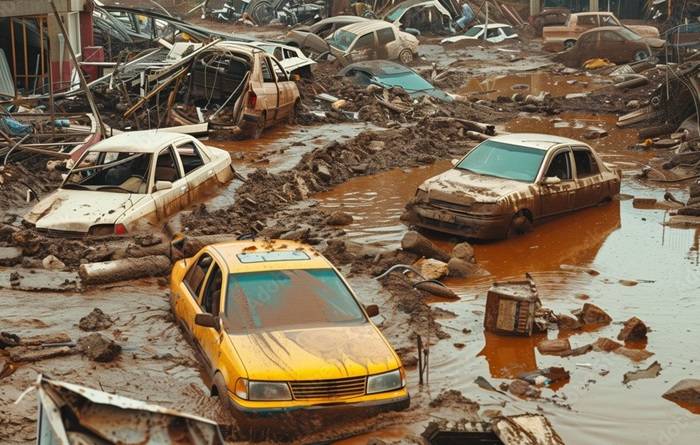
[[63, 151, 151, 193], [328, 29, 357, 51], [385, 5, 408, 22], [376, 72, 434, 92], [223, 269, 366, 332], [456, 141, 546, 182], [464, 26, 483, 37]]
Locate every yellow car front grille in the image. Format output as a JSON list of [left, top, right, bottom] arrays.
[[289, 376, 367, 400]]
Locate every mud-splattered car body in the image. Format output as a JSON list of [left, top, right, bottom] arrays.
[[170, 239, 409, 417], [24, 131, 234, 237], [543, 12, 660, 51], [403, 134, 621, 240], [327, 20, 419, 65], [284, 15, 371, 56]]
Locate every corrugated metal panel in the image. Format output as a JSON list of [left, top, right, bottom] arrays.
[[0, 49, 14, 98]]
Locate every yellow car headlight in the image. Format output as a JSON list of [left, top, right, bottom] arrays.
[[367, 369, 404, 394], [249, 381, 292, 401]]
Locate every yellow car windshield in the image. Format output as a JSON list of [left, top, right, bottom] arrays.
[[223, 269, 366, 332]]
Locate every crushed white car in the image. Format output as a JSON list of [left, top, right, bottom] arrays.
[[441, 23, 518, 44], [243, 41, 316, 77], [24, 131, 234, 237]]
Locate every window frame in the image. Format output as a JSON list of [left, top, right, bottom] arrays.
[[543, 148, 573, 181], [152, 146, 184, 190], [376, 27, 396, 45], [184, 253, 213, 303], [174, 141, 207, 176], [199, 260, 223, 316], [572, 147, 600, 178], [352, 32, 376, 52]]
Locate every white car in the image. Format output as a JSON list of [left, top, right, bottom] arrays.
[[24, 131, 234, 237], [328, 20, 419, 65], [242, 41, 316, 77], [441, 23, 518, 44]]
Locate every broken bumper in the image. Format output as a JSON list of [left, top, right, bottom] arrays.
[[404, 205, 511, 240]]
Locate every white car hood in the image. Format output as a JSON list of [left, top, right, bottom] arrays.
[[25, 189, 148, 233]]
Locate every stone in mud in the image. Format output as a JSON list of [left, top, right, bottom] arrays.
[[663, 379, 700, 406], [615, 347, 654, 362], [576, 303, 612, 325], [42, 255, 65, 270], [0, 331, 20, 348], [368, 140, 385, 152], [84, 245, 115, 263], [623, 361, 661, 384], [413, 258, 448, 281], [562, 343, 593, 357], [583, 127, 608, 140], [556, 314, 582, 330], [447, 257, 478, 278], [537, 338, 571, 356], [451, 242, 475, 262], [429, 389, 478, 408], [78, 308, 114, 332], [592, 337, 623, 352], [326, 211, 353, 226], [315, 162, 332, 181], [508, 379, 541, 398], [77, 333, 121, 362], [401, 231, 451, 262], [617, 317, 648, 342]]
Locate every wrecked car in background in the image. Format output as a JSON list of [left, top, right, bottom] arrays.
[[338, 60, 453, 101], [403, 134, 621, 240], [284, 15, 370, 56], [243, 41, 316, 77], [554, 26, 664, 68], [328, 20, 419, 65], [169, 42, 301, 138], [441, 23, 518, 44], [383, 0, 454, 35], [170, 239, 409, 417], [35, 375, 225, 444], [543, 11, 660, 51], [529, 7, 570, 36], [24, 132, 234, 237]]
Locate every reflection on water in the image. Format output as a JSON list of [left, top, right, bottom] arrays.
[[459, 72, 609, 100], [478, 331, 543, 380]]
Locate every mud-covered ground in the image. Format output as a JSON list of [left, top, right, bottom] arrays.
[[2, 8, 700, 445]]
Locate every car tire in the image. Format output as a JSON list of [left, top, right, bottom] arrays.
[[564, 40, 576, 49], [399, 49, 414, 64], [213, 372, 233, 416], [507, 211, 533, 238], [251, 112, 266, 139], [634, 50, 649, 61]]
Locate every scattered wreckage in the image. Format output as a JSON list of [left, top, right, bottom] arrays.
[[170, 239, 410, 417], [24, 131, 234, 237], [543, 11, 660, 51], [242, 41, 316, 77], [33, 375, 225, 444], [327, 20, 419, 65], [338, 60, 453, 101], [553, 26, 665, 68], [403, 133, 621, 240], [383, 0, 454, 35], [441, 23, 518, 44]]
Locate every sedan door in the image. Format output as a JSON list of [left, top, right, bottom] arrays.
[[259, 55, 280, 123], [538, 148, 576, 217], [269, 57, 294, 118], [174, 253, 212, 336], [174, 140, 214, 197], [193, 259, 225, 372], [571, 147, 604, 209], [151, 146, 189, 219], [347, 32, 377, 63]]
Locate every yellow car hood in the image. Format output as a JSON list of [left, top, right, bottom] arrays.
[[230, 324, 399, 381]]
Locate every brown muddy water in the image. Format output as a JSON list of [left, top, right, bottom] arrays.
[[458, 71, 611, 100], [315, 114, 700, 444]]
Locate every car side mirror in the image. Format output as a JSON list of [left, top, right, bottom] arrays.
[[543, 176, 562, 185], [195, 313, 220, 331], [155, 180, 173, 191], [365, 304, 380, 317], [451, 159, 459, 166]]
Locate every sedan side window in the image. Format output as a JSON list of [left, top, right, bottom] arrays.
[[261, 57, 274, 83], [546, 151, 572, 180], [354, 33, 375, 51], [578, 15, 598, 27], [602, 31, 624, 42], [154, 147, 182, 184], [200, 263, 223, 316], [600, 14, 618, 26], [270, 58, 288, 81], [573, 149, 600, 177], [486, 28, 500, 39], [377, 27, 396, 45], [184, 254, 212, 298], [175, 142, 205, 175]]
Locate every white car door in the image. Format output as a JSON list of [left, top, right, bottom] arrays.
[[151, 145, 189, 218], [174, 140, 214, 196]]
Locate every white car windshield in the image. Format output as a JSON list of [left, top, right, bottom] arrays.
[[456, 141, 547, 183], [63, 151, 152, 194], [464, 26, 483, 37]]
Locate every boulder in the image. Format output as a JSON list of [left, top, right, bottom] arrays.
[[447, 257, 478, 278], [413, 258, 448, 281], [556, 314, 582, 331], [576, 303, 612, 325], [451, 242, 475, 262], [42, 255, 65, 270], [77, 333, 121, 362], [663, 379, 700, 406], [537, 338, 571, 356], [78, 308, 114, 332], [326, 211, 353, 226], [617, 317, 648, 342]]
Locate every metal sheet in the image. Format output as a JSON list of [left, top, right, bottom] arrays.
[[0, 49, 14, 98]]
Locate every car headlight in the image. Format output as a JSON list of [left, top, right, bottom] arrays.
[[467, 202, 501, 215], [235, 378, 293, 401], [367, 369, 404, 394]]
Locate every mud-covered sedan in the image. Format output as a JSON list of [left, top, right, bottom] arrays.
[[403, 134, 621, 240], [170, 239, 409, 418], [24, 131, 234, 236]]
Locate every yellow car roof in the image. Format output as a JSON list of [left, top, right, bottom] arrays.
[[208, 239, 331, 273]]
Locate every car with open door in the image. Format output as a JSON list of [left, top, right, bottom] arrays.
[[402, 133, 622, 240], [24, 131, 234, 237], [169, 239, 409, 419]]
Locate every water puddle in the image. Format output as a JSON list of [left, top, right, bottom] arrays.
[[459, 72, 610, 100]]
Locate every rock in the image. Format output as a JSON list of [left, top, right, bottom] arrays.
[[326, 211, 353, 226], [0, 331, 20, 348], [84, 245, 115, 263], [331, 99, 347, 110], [583, 127, 608, 140], [508, 379, 541, 398], [451, 242, 475, 262], [42, 255, 65, 270], [663, 379, 700, 406], [315, 162, 332, 181], [401, 231, 451, 262], [0, 247, 22, 267], [562, 343, 593, 357], [617, 317, 648, 342], [429, 389, 477, 408], [592, 337, 623, 352], [78, 308, 114, 332], [537, 338, 571, 356], [556, 314, 582, 330], [626, 100, 640, 109], [615, 347, 654, 362], [413, 258, 448, 281], [368, 141, 385, 153], [77, 333, 121, 362], [447, 257, 478, 278], [623, 361, 662, 384], [577, 303, 612, 325]]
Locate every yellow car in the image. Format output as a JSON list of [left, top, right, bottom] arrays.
[[170, 239, 409, 417]]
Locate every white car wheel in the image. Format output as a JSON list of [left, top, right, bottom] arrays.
[[399, 49, 414, 64]]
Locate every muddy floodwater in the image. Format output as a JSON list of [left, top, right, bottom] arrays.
[[315, 113, 700, 444]]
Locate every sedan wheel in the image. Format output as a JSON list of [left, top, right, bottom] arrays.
[[507, 211, 533, 238], [399, 49, 414, 64], [564, 40, 576, 49], [634, 50, 649, 61]]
